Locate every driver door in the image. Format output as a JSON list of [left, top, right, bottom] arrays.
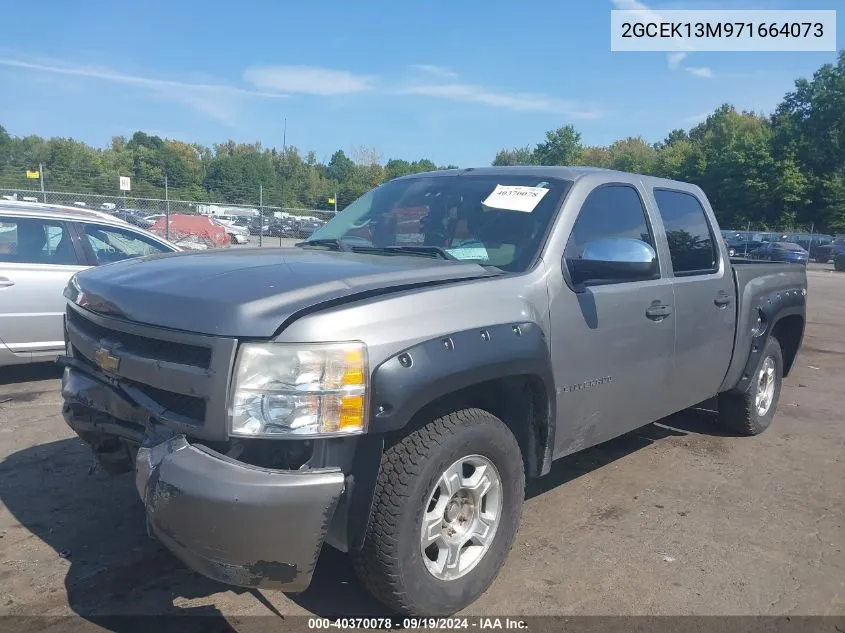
[[546, 183, 676, 457]]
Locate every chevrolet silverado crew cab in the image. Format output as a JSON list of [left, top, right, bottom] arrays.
[[59, 167, 806, 616]]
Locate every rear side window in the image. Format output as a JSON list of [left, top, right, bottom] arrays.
[[82, 223, 170, 264], [653, 189, 718, 275], [0, 217, 78, 265]]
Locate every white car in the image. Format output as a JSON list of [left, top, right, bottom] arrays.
[[0, 203, 182, 367], [210, 218, 250, 244]]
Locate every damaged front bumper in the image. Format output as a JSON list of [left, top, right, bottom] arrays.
[[135, 434, 344, 591], [61, 362, 345, 592]]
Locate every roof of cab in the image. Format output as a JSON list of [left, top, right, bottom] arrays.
[[389, 165, 699, 190]]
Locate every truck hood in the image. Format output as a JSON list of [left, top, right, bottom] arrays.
[[68, 247, 500, 337]]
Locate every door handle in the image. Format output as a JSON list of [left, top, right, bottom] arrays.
[[646, 302, 672, 321], [714, 291, 733, 307], [0, 277, 14, 288]]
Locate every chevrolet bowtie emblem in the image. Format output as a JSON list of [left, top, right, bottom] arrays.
[[94, 347, 121, 372]]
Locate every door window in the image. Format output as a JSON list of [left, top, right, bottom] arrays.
[[563, 184, 657, 283], [83, 224, 171, 264], [652, 189, 718, 275], [0, 217, 78, 265]]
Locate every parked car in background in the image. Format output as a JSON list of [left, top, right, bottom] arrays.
[[114, 209, 155, 229], [813, 237, 845, 263], [724, 237, 754, 258], [834, 252, 845, 272], [748, 241, 809, 265], [269, 218, 298, 238], [296, 218, 325, 238], [0, 203, 181, 366], [248, 219, 271, 236], [787, 233, 834, 261], [231, 216, 254, 228], [211, 217, 250, 244]]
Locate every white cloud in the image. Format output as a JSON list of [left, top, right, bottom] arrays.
[[395, 82, 603, 118], [2, 56, 604, 121], [0, 57, 287, 125], [667, 52, 688, 69], [243, 65, 376, 96], [411, 64, 459, 79], [686, 66, 714, 78], [611, 0, 714, 75]]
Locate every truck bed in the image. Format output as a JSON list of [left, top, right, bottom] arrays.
[[719, 260, 808, 392]]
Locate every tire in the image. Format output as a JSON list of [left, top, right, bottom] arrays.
[[352, 408, 525, 616], [717, 336, 783, 436]]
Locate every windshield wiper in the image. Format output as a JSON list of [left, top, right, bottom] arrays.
[[295, 238, 351, 252], [350, 245, 459, 261]]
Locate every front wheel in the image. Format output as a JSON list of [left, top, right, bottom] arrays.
[[352, 408, 525, 616]]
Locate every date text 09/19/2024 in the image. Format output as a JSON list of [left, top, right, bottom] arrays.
[[308, 617, 529, 629]]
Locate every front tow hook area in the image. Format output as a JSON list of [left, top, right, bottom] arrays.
[[135, 435, 346, 592]]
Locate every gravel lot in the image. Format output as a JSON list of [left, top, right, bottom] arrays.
[[0, 264, 842, 627]]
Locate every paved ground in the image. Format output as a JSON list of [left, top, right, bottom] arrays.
[[0, 265, 843, 627]]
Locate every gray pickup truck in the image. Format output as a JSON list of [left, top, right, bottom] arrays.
[[59, 167, 806, 616]]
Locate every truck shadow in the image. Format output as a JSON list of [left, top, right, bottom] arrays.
[[0, 407, 731, 626], [0, 437, 246, 632], [0, 361, 62, 385]]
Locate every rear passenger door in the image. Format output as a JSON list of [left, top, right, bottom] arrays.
[[650, 189, 736, 411], [0, 216, 87, 362]]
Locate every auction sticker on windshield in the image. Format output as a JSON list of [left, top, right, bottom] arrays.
[[482, 185, 549, 213]]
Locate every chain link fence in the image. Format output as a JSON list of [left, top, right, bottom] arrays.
[[0, 187, 334, 220], [0, 187, 337, 248]]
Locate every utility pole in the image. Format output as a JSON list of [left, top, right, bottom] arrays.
[[259, 184, 264, 247], [283, 117, 287, 152], [165, 174, 171, 240], [334, 192, 338, 215], [39, 163, 46, 203]]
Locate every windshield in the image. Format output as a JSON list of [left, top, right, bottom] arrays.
[[304, 174, 572, 272], [777, 242, 805, 251]]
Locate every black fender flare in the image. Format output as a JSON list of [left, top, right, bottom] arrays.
[[341, 321, 557, 551], [369, 321, 556, 437], [726, 288, 806, 394]]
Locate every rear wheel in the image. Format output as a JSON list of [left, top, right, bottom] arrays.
[[718, 336, 783, 436], [352, 408, 525, 616]]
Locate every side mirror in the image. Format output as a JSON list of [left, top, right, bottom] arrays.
[[567, 238, 658, 286]]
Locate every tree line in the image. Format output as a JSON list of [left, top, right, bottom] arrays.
[[0, 51, 843, 231], [495, 52, 845, 234]]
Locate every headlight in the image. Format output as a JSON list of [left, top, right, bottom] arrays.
[[229, 342, 368, 437]]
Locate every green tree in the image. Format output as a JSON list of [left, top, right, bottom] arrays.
[[492, 146, 535, 166], [533, 125, 582, 166], [605, 137, 658, 174], [326, 150, 355, 183], [773, 50, 845, 231]]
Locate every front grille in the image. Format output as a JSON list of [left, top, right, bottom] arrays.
[[124, 379, 207, 421], [65, 304, 238, 441], [67, 308, 212, 369]]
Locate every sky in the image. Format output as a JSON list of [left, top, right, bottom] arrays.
[[0, 0, 841, 167]]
